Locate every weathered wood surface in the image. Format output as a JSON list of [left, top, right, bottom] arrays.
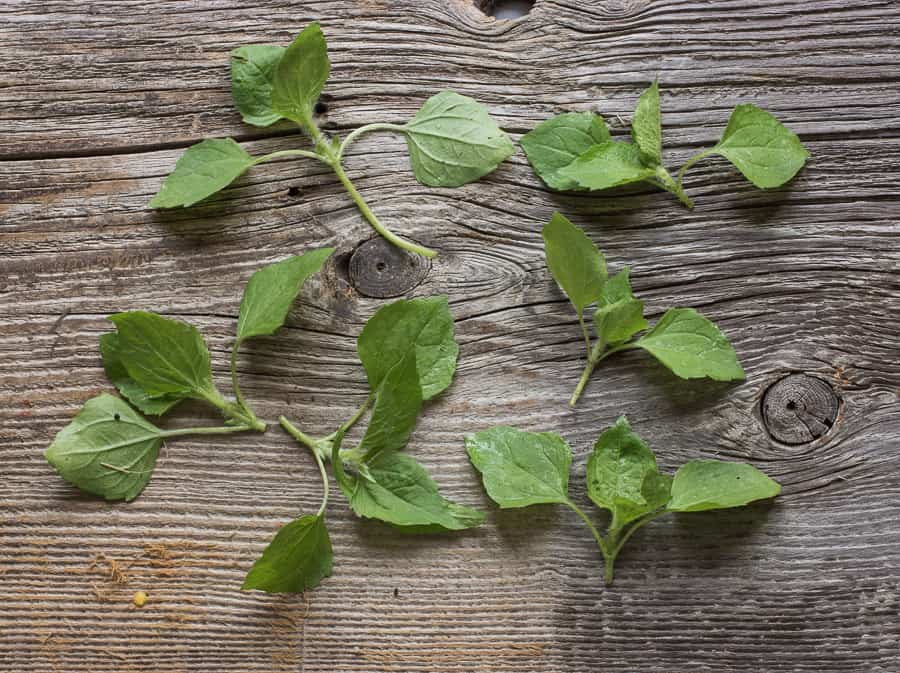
[[1, 0, 899, 671]]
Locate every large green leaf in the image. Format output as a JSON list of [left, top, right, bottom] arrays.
[[712, 104, 809, 188], [270, 23, 330, 127], [521, 112, 610, 191], [342, 452, 484, 531], [357, 352, 423, 463], [230, 44, 286, 127], [149, 138, 256, 208], [466, 426, 571, 508], [357, 296, 458, 401], [586, 417, 670, 527], [44, 394, 162, 502], [668, 460, 781, 512], [558, 142, 656, 191], [541, 212, 607, 317], [236, 248, 333, 344], [108, 311, 216, 399], [403, 91, 514, 187], [242, 514, 333, 593], [635, 308, 745, 381], [99, 333, 184, 416]]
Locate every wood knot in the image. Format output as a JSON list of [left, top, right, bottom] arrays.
[[348, 237, 431, 298], [761, 374, 840, 445], [475, 0, 534, 19]]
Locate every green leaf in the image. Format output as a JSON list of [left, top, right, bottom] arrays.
[[270, 23, 330, 128], [466, 426, 571, 508], [586, 417, 669, 527], [542, 212, 607, 317], [230, 44, 286, 127], [242, 514, 332, 593], [520, 112, 611, 191], [712, 104, 809, 188], [358, 352, 423, 463], [402, 90, 514, 187], [149, 138, 255, 208], [99, 333, 184, 416], [357, 296, 458, 401], [631, 81, 662, 165], [236, 248, 334, 344], [668, 460, 781, 512], [108, 311, 217, 399], [635, 308, 745, 381], [593, 268, 647, 345], [341, 452, 484, 531], [44, 393, 162, 502], [558, 142, 657, 191]]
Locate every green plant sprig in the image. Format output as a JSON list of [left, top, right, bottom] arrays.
[[150, 23, 515, 260], [467, 417, 781, 585], [541, 212, 745, 406], [242, 296, 485, 594], [521, 81, 809, 207]]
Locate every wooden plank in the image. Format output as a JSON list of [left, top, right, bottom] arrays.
[[1, 0, 899, 672]]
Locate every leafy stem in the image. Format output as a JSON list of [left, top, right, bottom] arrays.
[[253, 148, 325, 165], [159, 424, 255, 438], [200, 387, 266, 432], [653, 164, 694, 209], [569, 339, 638, 407], [337, 122, 406, 161]]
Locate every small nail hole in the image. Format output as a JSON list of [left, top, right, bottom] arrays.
[[287, 186, 301, 197], [314, 101, 328, 115], [786, 401, 797, 410], [375, 262, 387, 272]]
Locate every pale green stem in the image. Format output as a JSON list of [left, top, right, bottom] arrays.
[[280, 416, 330, 516], [303, 116, 437, 259], [602, 511, 667, 585], [676, 148, 716, 189], [569, 341, 640, 407], [337, 122, 406, 161], [654, 165, 694, 209], [230, 343, 249, 417], [159, 424, 254, 438], [566, 500, 608, 557], [577, 314, 592, 358], [253, 148, 325, 165]]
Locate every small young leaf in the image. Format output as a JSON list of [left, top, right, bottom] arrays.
[[230, 44, 286, 127], [635, 308, 745, 381], [236, 248, 334, 344], [149, 138, 255, 208], [558, 142, 657, 191], [357, 296, 458, 400], [242, 514, 333, 593], [631, 81, 662, 165], [403, 90, 514, 187], [357, 352, 423, 463], [270, 23, 330, 128], [711, 104, 809, 188], [593, 268, 647, 345], [668, 460, 781, 512], [466, 426, 571, 508], [99, 333, 184, 416], [586, 417, 668, 527], [521, 112, 611, 190], [542, 212, 607, 317], [342, 452, 484, 531], [109, 311, 217, 399], [44, 393, 162, 502]]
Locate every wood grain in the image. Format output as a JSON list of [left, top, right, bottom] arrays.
[[1, 1, 898, 672]]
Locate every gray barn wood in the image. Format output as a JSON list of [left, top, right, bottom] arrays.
[[1, 1, 898, 671]]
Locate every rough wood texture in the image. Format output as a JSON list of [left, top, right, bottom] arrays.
[[2, 1, 898, 672]]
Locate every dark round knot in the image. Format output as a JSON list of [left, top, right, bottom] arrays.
[[348, 236, 431, 298], [761, 374, 840, 444]]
